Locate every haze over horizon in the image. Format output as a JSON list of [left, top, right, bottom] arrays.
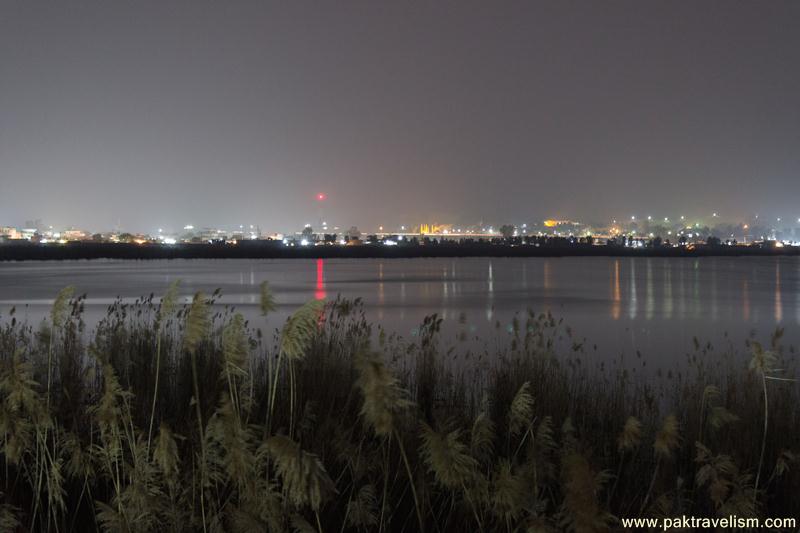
[[2, 1, 799, 233]]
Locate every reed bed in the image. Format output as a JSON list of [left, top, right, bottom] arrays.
[[0, 284, 798, 532]]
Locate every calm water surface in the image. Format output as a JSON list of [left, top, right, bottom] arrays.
[[1, 257, 798, 363]]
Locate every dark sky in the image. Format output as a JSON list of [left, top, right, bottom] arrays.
[[2, 1, 799, 233]]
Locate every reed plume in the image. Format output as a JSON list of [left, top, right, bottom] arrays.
[[46, 285, 75, 406], [261, 434, 336, 512], [184, 292, 211, 355], [184, 291, 211, 533], [147, 279, 181, 452], [0, 495, 20, 533], [346, 484, 379, 529], [653, 415, 680, 460], [420, 423, 477, 490], [355, 348, 411, 437], [158, 279, 181, 321], [642, 414, 680, 514], [153, 423, 180, 484], [509, 381, 534, 438], [279, 299, 325, 362], [491, 459, 526, 524], [470, 411, 495, 464], [558, 451, 614, 533], [617, 416, 642, 453], [259, 281, 277, 316], [50, 285, 75, 331]]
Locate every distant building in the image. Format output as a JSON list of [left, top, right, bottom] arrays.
[[24, 219, 44, 233], [0, 227, 22, 240], [63, 228, 90, 241]]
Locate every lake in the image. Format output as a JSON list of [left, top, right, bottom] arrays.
[[1, 257, 798, 366]]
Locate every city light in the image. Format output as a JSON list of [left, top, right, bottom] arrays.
[[3, 209, 799, 252]]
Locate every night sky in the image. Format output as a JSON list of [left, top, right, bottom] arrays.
[[2, 1, 799, 233]]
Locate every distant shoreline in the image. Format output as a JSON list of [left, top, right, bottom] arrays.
[[1, 241, 799, 261]]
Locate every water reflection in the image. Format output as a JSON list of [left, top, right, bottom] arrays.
[[693, 260, 701, 319], [628, 259, 637, 320], [3, 257, 800, 363], [645, 259, 654, 321], [663, 262, 673, 319], [711, 259, 718, 322], [611, 260, 621, 320], [487, 261, 494, 322], [543, 260, 552, 293], [315, 259, 326, 300], [775, 260, 782, 322]]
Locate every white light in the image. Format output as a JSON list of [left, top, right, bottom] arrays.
[[184, 225, 194, 230], [282, 238, 289, 245], [339, 239, 346, 245], [40, 238, 49, 244], [384, 240, 397, 246], [163, 237, 177, 245], [300, 239, 309, 246]]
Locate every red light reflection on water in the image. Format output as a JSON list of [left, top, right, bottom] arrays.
[[315, 259, 326, 300]]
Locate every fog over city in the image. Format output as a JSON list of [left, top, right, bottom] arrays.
[[2, 2, 799, 233]]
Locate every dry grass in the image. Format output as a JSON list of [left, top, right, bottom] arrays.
[[0, 288, 798, 532]]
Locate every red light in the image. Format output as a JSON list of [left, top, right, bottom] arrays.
[[317, 193, 326, 201], [315, 259, 326, 300]]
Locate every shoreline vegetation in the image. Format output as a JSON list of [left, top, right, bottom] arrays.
[[2, 240, 800, 261], [0, 284, 798, 532]]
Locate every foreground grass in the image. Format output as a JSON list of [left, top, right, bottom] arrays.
[[0, 283, 798, 532]]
